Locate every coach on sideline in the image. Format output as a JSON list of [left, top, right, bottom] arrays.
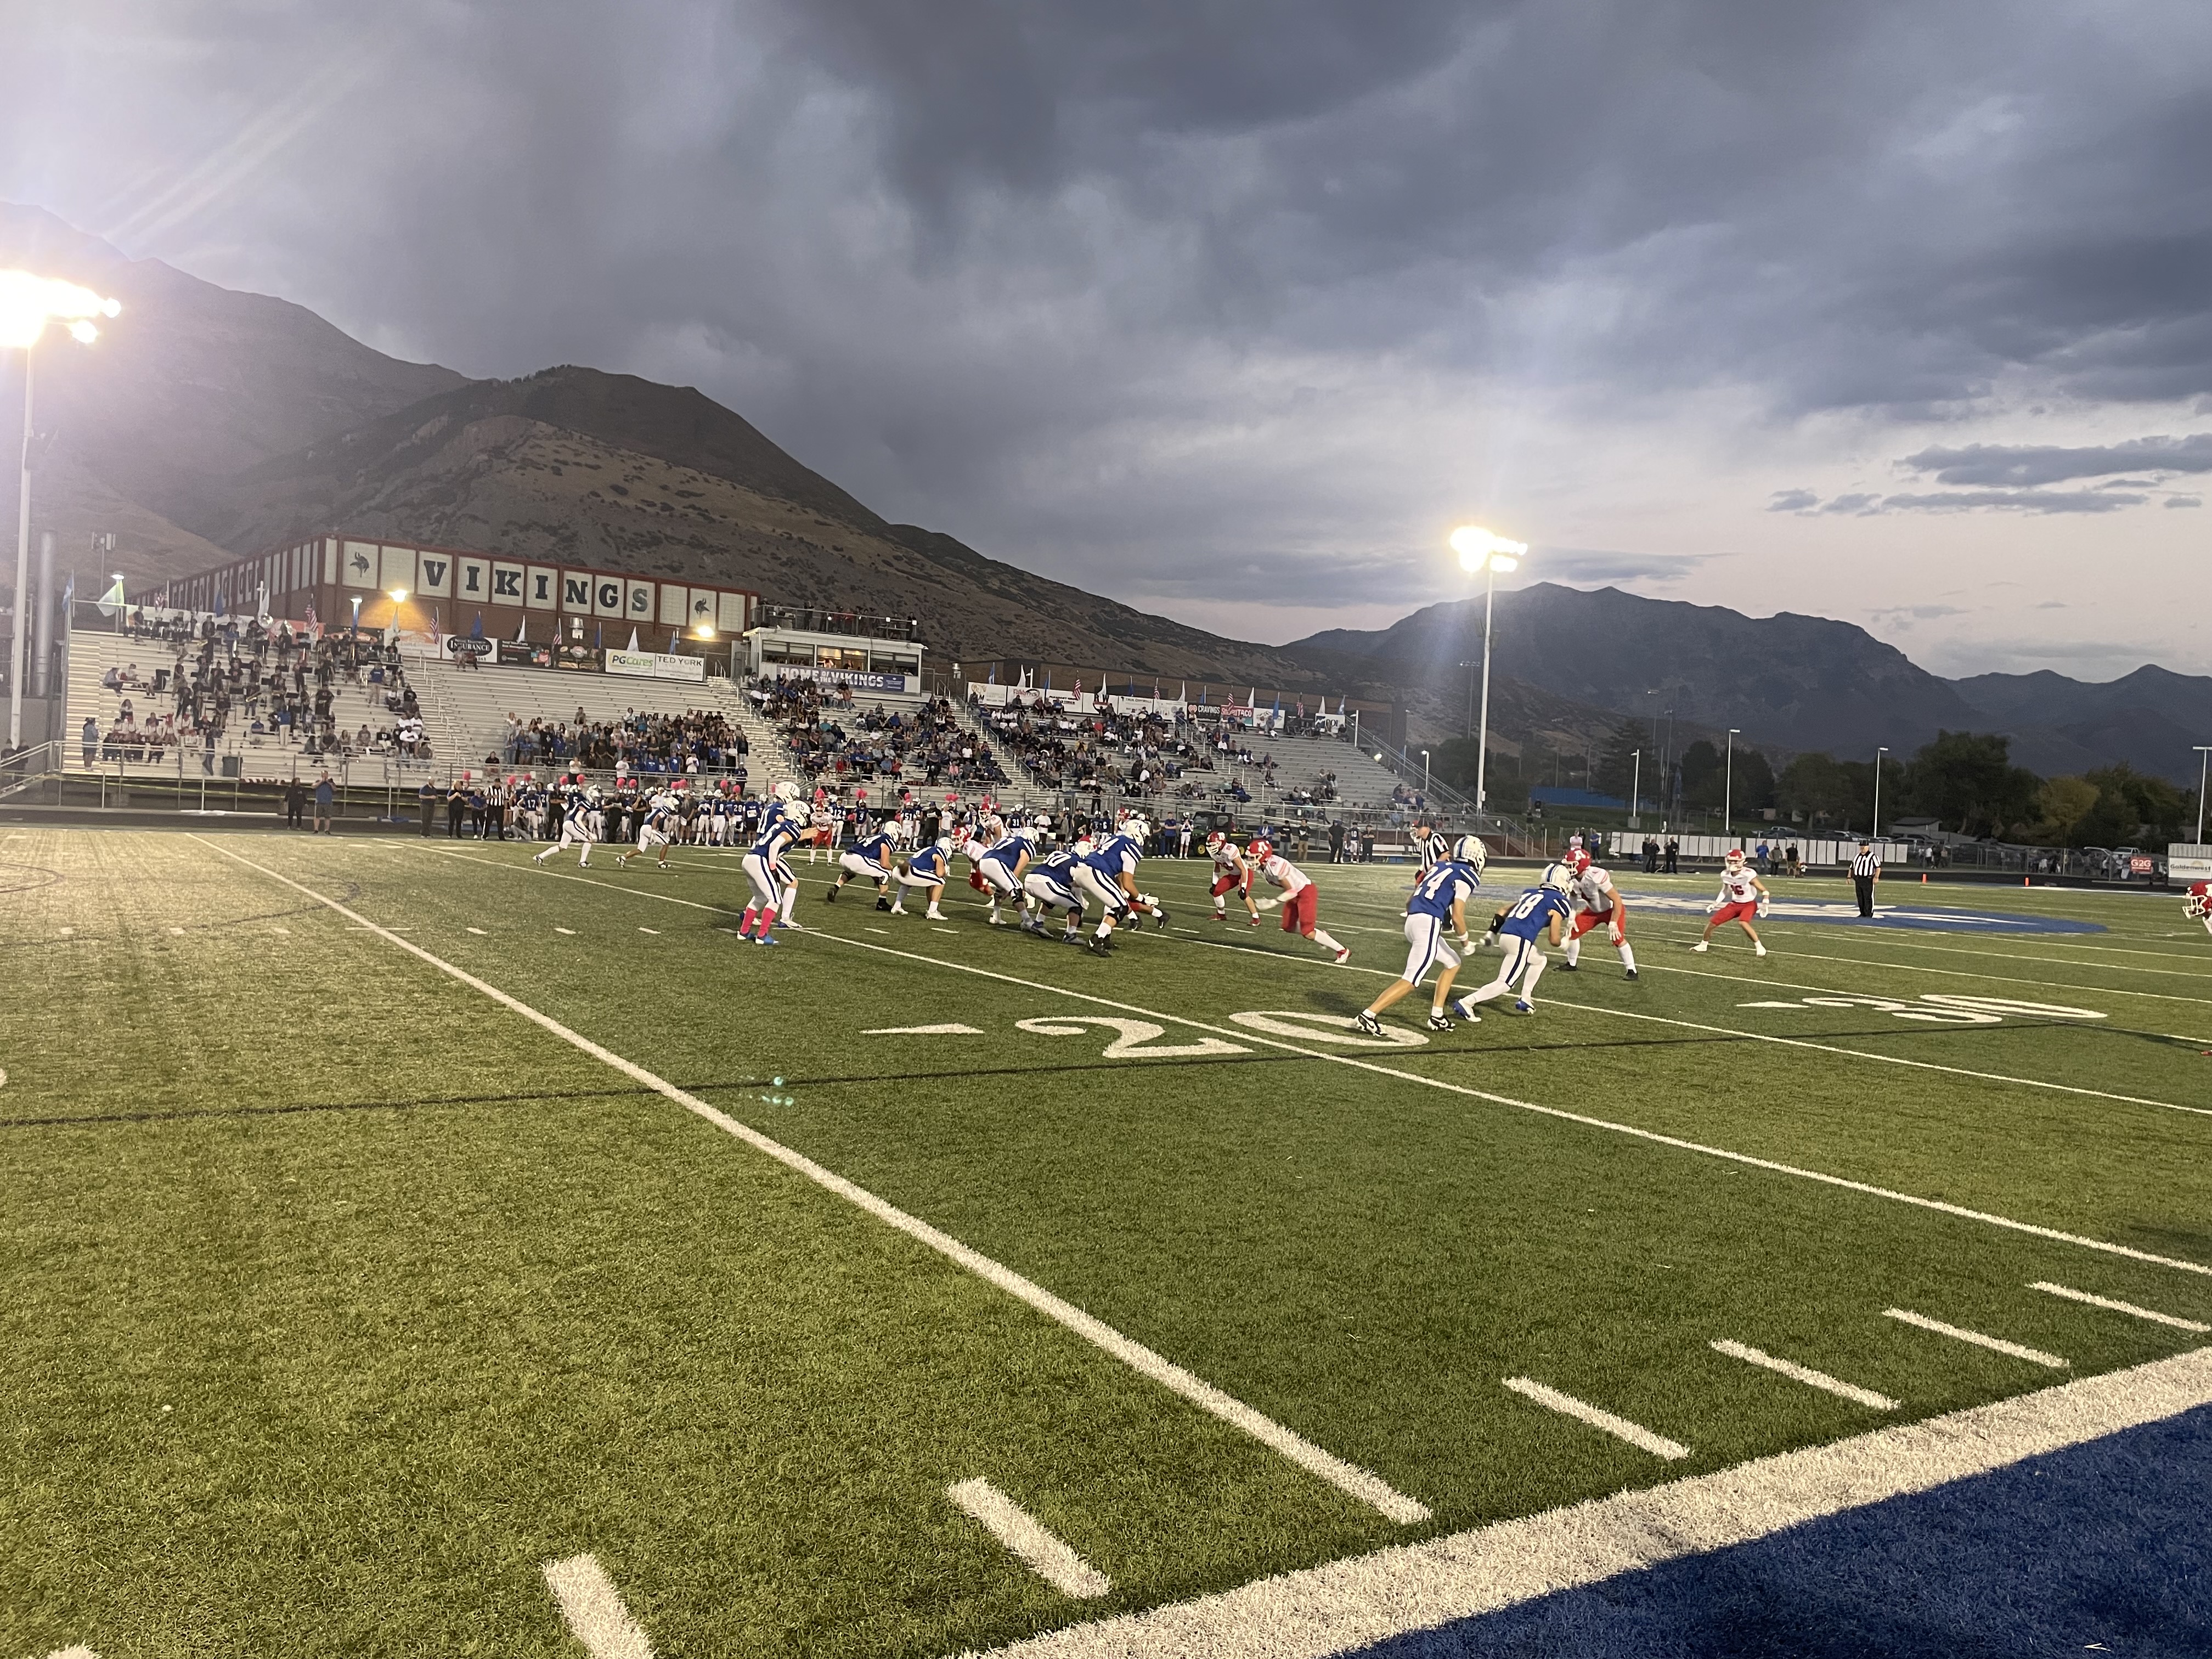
[[1851, 838, 1881, 918]]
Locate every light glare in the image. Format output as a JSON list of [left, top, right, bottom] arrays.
[[1449, 524, 1529, 573], [0, 270, 123, 350]]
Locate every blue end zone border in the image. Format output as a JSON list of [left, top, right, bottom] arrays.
[[1619, 891, 2108, 934], [1346, 1402, 2212, 1658]]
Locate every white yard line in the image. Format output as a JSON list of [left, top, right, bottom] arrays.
[[191, 836, 1429, 1527], [467, 926, 488, 935], [1709, 1339, 1897, 1409], [637, 927, 660, 934], [1501, 1377, 1690, 1459], [1550, 999, 2212, 1120], [404, 845, 2212, 1282], [1883, 1308, 2068, 1368], [2031, 1282, 2211, 1333], [978, 1345, 2212, 1658], [948, 1477, 1112, 1599], [554, 926, 577, 935], [542, 1554, 654, 1658], [42, 1647, 99, 1659]]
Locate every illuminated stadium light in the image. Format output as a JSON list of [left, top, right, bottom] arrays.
[[1448, 525, 1529, 815], [0, 270, 121, 349]]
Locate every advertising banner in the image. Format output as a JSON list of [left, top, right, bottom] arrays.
[[443, 635, 496, 662], [772, 663, 915, 693], [606, 650, 708, 683], [497, 640, 554, 668]]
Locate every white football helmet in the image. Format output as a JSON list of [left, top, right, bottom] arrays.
[[786, 803, 811, 828], [1122, 815, 1150, 842], [1453, 834, 1489, 872], [935, 836, 956, 855], [1539, 861, 1573, 893], [774, 780, 800, 802], [585, 786, 602, 803]]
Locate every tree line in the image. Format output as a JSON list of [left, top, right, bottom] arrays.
[[1425, 723, 2199, 846]]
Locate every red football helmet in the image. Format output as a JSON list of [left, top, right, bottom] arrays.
[[1246, 838, 1272, 861], [1568, 849, 1593, 875]]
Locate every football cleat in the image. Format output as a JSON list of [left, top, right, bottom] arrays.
[[1425, 1010, 1455, 1032], [874, 895, 892, 911], [1333, 946, 1351, 965], [1624, 967, 1639, 980], [823, 885, 837, 902], [753, 934, 779, 946], [1691, 940, 1709, 952], [1556, 958, 1578, 972], [1086, 935, 1114, 956], [1153, 907, 1170, 930], [1512, 998, 1533, 1015], [1754, 943, 1768, 957], [889, 904, 906, 915], [1355, 1011, 1384, 1036]]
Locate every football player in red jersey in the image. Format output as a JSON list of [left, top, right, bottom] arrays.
[[1558, 849, 1638, 979], [2186, 880, 2211, 935], [1206, 829, 1261, 925], [1249, 838, 1352, 964], [1694, 848, 1769, 957]]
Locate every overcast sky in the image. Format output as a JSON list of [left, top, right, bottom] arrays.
[[5, 1, 2208, 677]]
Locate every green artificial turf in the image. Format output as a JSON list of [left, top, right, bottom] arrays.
[[3, 829, 2208, 1657]]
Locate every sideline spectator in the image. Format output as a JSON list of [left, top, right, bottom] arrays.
[[312, 771, 335, 834], [419, 780, 439, 837], [282, 776, 307, 830], [1664, 836, 1680, 873], [81, 715, 97, 767]]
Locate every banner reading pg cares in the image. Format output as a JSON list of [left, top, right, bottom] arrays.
[[605, 650, 707, 683]]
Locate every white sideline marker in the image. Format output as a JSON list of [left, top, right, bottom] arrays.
[[1884, 1308, 2068, 1368], [2032, 1282, 2211, 1333], [542, 1553, 653, 1658], [1502, 1377, 1690, 1460], [948, 1477, 1111, 1599], [865, 1023, 986, 1035], [196, 840, 1430, 1527], [1710, 1339, 1898, 1410]]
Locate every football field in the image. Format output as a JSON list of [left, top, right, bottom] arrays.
[[5, 827, 2210, 1657]]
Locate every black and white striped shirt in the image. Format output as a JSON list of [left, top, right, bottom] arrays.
[[1416, 829, 1449, 870], [1850, 847, 1881, 878]]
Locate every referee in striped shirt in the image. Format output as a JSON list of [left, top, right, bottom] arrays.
[[1850, 838, 1881, 917]]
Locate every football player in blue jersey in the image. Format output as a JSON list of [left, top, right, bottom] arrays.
[[828, 815, 901, 910], [974, 819, 1039, 926], [740, 781, 809, 944], [1071, 813, 1167, 954], [616, 790, 680, 872], [890, 835, 955, 919], [532, 785, 599, 868], [1357, 835, 1488, 1033], [1020, 844, 1089, 943], [1453, 863, 1573, 1017]]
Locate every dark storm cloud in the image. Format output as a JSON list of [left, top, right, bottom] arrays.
[[5, 0, 2210, 624], [1898, 432, 2212, 486]]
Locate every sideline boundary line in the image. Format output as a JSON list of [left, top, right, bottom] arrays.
[[405, 844, 2212, 1279], [188, 835, 1431, 1526], [973, 1345, 2212, 1658]]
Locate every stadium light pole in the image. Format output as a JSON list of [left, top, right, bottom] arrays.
[[1873, 746, 1889, 840], [1630, 749, 1641, 827], [2195, 746, 2211, 843], [1449, 526, 1527, 821], [1420, 748, 1430, 795], [1723, 729, 1739, 845], [4, 271, 120, 751]]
